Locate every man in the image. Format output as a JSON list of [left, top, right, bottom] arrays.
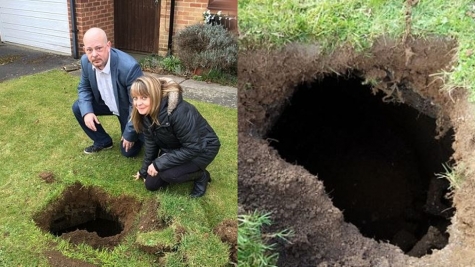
[[72, 27, 143, 157]]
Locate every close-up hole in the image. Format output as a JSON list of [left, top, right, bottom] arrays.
[[267, 74, 455, 257]]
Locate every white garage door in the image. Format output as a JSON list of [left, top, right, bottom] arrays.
[[0, 0, 71, 55]]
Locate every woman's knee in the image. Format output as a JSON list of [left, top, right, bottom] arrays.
[[144, 176, 168, 191], [159, 172, 175, 183], [145, 182, 159, 191]]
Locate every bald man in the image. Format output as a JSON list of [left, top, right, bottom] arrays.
[[72, 27, 144, 157]]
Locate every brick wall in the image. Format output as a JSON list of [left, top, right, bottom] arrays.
[[68, 0, 236, 56], [68, 0, 115, 56], [158, 0, 208, 55]]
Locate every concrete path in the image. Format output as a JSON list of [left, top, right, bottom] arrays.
[[0, 42, 236, 109], [147, 74, 237, 109], [0, 42, 77, 82]]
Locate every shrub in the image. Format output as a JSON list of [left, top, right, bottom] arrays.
[[139, 54, 184, 75], [174, 23, 237, 75], [160, 55, 183, 73]]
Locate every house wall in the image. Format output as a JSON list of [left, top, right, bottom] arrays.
[[158, 0, 237, 55], [158, 0, 208, 55], [69, 0, 236, 56], [68, 0, 115, 55]]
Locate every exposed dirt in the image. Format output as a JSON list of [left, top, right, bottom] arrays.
[[214, 219, 238, 264], [34, 182, 141, 251], [39, 171, 56, 184], [33, 182, 237, 266], [238, 35, 475, 266]]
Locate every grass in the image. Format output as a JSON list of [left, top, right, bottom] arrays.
[[238, 211, 293, 267], [192, 69, 238, 87], [239, 0, 404, 51], [136, 228, 176, 248], [238, 0, 475, 100], [0, 70, 237, 266], [436, 162, 466, 191]]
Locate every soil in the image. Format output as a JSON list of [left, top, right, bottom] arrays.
[[214, 219, 238, 263], [33, 182, 237, 266], [238, 35, 475, 266]]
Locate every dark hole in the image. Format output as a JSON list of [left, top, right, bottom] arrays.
[[50, 205, 123, 237], [33, 183, 140, 250], [267, 74, 455, 257]]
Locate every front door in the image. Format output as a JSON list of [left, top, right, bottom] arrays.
[[114, 0, 159, 53]]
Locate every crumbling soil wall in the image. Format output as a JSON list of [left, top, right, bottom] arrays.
[[238, 36, 475, 266]]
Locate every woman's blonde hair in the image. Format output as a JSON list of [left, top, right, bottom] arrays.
[[130, 75, 183, 132]]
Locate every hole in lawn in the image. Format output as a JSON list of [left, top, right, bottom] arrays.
[[50, 205, 123, 237], [34, 182, 141, 250], [267, 74, 455, 257]]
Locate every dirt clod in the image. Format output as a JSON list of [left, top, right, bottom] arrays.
[[213, 219, 238, 264], [38, 171, 55, 183]]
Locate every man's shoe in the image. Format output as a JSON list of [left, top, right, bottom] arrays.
[[190, 170, 211, 198], [83, 143, 113, 154]]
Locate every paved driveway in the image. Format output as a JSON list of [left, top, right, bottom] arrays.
[[0, 42, 78, 82]]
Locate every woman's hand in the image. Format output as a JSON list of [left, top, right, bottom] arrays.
[[133, 171, 141, 180], [147, 164, 158, 176]]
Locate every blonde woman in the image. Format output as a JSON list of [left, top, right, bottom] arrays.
[[131, 75, 221, 197]]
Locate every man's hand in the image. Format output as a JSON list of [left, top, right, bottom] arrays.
[[121, 136, 135, 152], [84, 113, 100, 131], [147, 164, 158, 177]]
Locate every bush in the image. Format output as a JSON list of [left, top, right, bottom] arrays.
[[160, 55, 183, 73], [174, 24, 237, 75], [140, 54, 184, 75]]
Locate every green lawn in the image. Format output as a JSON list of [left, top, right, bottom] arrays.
[[239, 0, 475, 100], [0, 70, 237, 266]]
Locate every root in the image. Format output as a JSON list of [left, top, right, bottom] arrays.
[[402, 0, 418, 45], [403, 0, 419, 66]]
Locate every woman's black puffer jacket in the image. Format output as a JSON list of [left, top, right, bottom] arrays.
[[139, 94, 221, 177]]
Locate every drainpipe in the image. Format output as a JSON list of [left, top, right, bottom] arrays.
[[69, 0, 79, 59], [167, 0, 176, 56]]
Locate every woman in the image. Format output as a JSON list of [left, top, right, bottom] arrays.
[[130, 75, 221, 198]]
